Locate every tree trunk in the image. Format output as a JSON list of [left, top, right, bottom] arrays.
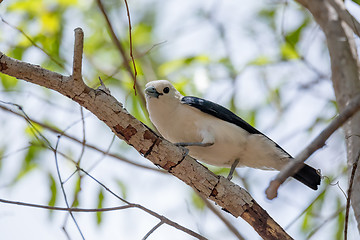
[[296, 0, 360, 232]]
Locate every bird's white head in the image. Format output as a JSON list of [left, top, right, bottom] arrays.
[[144, 80, 183, 127], [144, 80, 182, 101]]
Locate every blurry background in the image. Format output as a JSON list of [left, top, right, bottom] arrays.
[[0, 0, 360, 239]]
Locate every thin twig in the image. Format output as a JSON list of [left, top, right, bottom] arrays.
[[344, 150, 360, 240], [142, 220, 165, 240], [1, 100, 85, 239], [0, 17, 66, 71], [0, 103, 165, 173], [54, 136, 85, 240], [76, 107, 86, 165], [80, 168, 208, 240], [266, 94, 360, 199], [86, 135, 116, 172], [0, 198, 133, 212], [96, 0, 146, 105], [123, 0, 138, 95]]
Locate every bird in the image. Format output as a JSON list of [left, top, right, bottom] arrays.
[[144, 80, 321, 190]]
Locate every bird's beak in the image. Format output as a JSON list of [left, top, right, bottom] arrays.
[[145, 86, 162, 98]]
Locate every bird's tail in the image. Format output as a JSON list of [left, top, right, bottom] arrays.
[[293, 164, 321, 190]]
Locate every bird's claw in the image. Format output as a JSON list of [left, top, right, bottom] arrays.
[[174, 143, 189, 157]]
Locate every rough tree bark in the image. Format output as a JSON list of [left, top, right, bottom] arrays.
[[0, 28, 293, 240], [296, 0, 360, 233]]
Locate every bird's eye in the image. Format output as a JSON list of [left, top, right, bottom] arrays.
[[163, 87, 170, 94]]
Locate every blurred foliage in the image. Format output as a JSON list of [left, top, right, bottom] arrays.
[[48, 173, 57, 217], [116, 179, 128, 199], [0, 0, 353, 239], [301, 190, 326, 232], [14, 144, 42, 183], [96, 188, 105, 225], [191, 192, 206, 211], [0, 147, 4, 171], [72, 175, 82, 207]]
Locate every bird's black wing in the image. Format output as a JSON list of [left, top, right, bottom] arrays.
[[181, 96, 290, 154], [181, 96, 263, 134]]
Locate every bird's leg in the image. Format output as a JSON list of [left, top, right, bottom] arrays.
[[175, 142, 214, 147], [227, 159, 240, 181]]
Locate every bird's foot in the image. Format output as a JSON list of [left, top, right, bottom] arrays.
[[227, 159, 240, 181]]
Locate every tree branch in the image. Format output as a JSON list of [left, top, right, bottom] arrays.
[[0, 28, 293, 239], [266, 94, 360, 199], [328, 0, 360, 38], [0, 198, 134, 212], [72, 28, 84, 83]]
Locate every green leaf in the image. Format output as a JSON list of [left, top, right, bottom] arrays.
[[132, 23, 152, 46], [0, 147, 4, 171], [72, 176, 82, 207], [210, 167, 231, 177], [248, 56, 273, 66], [1, 75, 18, 90], [158, 55, 209, 77], [247, 110, 257, 128], [48, 173, 57, 217], [351, 0, 360, 5], [191, 192, 205, 211], [10, 46, 27, 60], [96, 188, 105, 225], [13, 144, 43, 182], [285, 17, 310, 46], [280, 42, 300, 60], [335, 197, 345, 240], [24, 122, 44, 138], [301, 190, 326, 232], [116, 179, 127, 199], [257, 8, 277, 29]]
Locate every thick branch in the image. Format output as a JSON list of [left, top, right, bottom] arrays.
[[266, 94, 360, 199], [0, 44, 292, 239]]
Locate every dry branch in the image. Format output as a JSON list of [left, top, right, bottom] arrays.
[[0, 28, 292, 239], [72, 28, 84, 83], [266, 94, 360, 199]]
